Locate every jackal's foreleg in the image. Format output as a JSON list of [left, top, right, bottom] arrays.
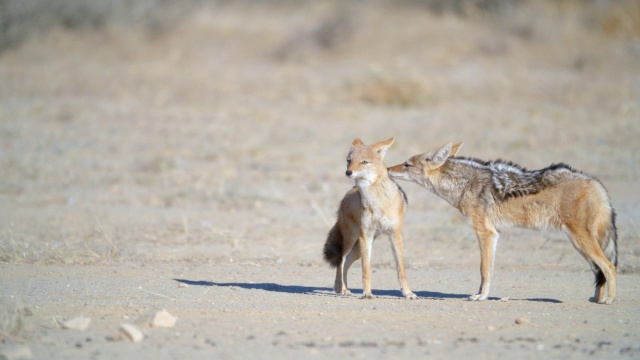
[[359, 233, 374, 299], [389, 231, 417, 300], [470, 221, 499, 301]]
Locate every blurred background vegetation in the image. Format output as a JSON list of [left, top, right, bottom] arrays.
[[1, 0, 639, 53]]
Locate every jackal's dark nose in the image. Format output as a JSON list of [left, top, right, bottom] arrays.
[[345, 170, 352, 177]]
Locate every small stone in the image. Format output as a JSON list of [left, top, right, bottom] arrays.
[[178, 283, 189, 288], [119, 323, 144, 343], [487, 325, 496, 331], [62, 317, 91, 331], [515, 318, 531, 325], [500, 297, 509, 302], [151, 309, 177, 328]]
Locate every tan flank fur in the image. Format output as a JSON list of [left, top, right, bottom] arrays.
[[323, 138, 417, 300], [388, 143, 618, 304]]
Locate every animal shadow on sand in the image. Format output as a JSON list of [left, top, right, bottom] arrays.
[[173, 279, 561, 303]]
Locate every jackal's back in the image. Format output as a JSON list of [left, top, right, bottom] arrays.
[[453, 158, 591, 202]]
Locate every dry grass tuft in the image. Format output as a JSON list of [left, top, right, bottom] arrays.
[[349, 77, 432, 108], [0, 219, 120, 265], [600, 1, 640, 38]]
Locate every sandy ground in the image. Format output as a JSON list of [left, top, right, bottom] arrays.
[[1, 1, 640, 359]]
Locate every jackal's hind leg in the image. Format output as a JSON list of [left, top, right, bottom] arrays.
[[334, 240, 360, 296], [340, 246, 361, 296], [582, 245, 615, 303], [589, 260, 615, 305], [593, 280, 606, 304], [567, 228, 616, 304]]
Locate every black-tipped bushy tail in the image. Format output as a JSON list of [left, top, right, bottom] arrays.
[[323, 224, 343, 268]]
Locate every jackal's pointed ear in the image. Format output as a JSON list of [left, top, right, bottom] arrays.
[[373, 137, 395, 158], [350, 138, 365, 151], [351, 138, 365, 148], [421, 143, 452, 168], [451, 142, 463, 156]]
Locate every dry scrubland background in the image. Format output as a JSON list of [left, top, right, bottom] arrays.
[[1, 0, 640, 358]]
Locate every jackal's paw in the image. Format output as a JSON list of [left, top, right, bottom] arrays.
[[590, 296, 614, 305], [468, 294, 487, 301], [597, 297, 614, 305], [361, 293, 374, 300], [337, 289, 351, 296], [404, 292, 418, 300]]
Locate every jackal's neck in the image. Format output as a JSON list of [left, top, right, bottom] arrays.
[[428, 159, 476, 208], [356, 172, 396, 207]]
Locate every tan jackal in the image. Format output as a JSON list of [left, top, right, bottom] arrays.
[[388, 143, 618, 304], [323, 138, 417, 299]]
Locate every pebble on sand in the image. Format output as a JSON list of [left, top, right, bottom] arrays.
[[151, 309, 178, 328], [61, 317, 91, 331], [119, 323, 144, 343]]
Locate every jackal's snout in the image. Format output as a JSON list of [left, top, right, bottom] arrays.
[[345, 170, 353, 177], [387, 164, 403, 176]]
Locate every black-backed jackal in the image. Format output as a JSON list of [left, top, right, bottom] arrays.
[[323, 138, 417, 299], [388, 143, 617, 304]]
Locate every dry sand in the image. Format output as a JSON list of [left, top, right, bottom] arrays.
[[1, 1, 640, 359]]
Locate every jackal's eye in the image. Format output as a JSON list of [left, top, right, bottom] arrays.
[[361, 160, 368, 165], [346, 158, 351, 164], [404, 163, 410, 167]]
